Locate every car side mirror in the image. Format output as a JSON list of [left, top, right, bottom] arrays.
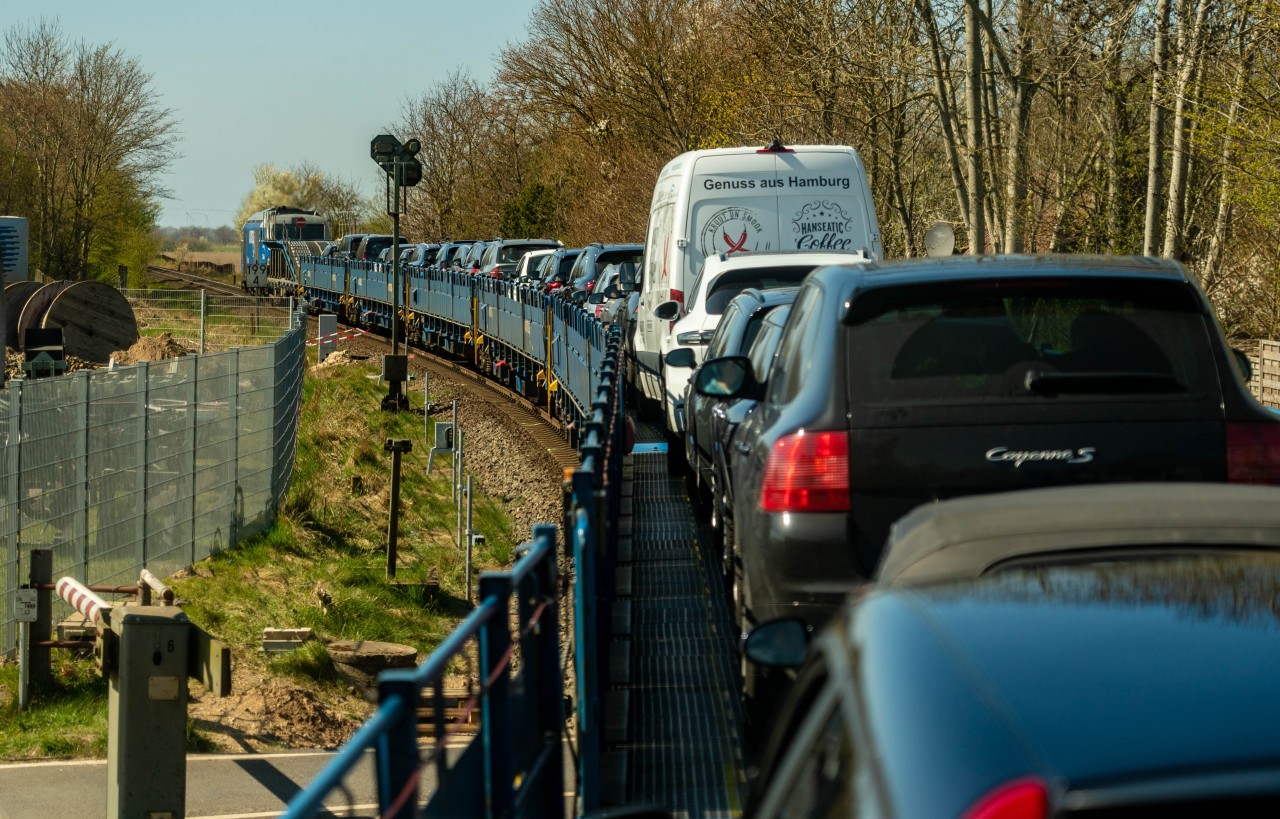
[[603, 284, 623, 299], [743, 617, 809, 669], [653, 300, 680, 321], [664, 348, 696, 368], [588, 292, 607, 304], [1232, 347, 1253, 383], [693, 356, 758, 399]]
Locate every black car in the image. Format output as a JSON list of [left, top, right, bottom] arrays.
[[746, 483, 1280, 818], [434, 240, 479, 271], [354, 234, 409, 262], [565, 243, 644, 295], [539, 247, 584, 292], [695, 254, 1278, 654], [679, 288, 797, 556]]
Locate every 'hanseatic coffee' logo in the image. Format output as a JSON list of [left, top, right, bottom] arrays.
[[700, 206, 767, 256], [791, 200, 855, 251]]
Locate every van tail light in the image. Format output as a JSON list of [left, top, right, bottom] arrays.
[[759, 430, 850, 513], [1227, 422, 1280, 484], [962, 778, 1048, 819], [668, 289, 684, 331]]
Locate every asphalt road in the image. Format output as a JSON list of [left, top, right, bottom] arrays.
[[0, 749, 385, 818]]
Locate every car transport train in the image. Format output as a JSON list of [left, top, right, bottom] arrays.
[[282, 249, 615, 440]]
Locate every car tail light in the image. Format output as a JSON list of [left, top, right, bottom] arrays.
[[1227, 422, 1280, 484], [759, 430, 850, 513], [962, 778, 1048, 819]]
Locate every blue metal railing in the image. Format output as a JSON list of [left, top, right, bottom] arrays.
[[283, 314, 626, 818]]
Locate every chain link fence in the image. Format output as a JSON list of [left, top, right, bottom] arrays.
[[124, 289, 296, 354], [0, 298, 306, 656]]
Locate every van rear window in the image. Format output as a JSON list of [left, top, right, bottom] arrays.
[[845, 279, 1218, 405]]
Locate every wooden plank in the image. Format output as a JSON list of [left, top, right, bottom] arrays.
[[42, 280, 139, 363]]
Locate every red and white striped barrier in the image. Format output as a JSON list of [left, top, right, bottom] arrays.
[[56, 577, 111, 627], [306, 328, 367, 347]]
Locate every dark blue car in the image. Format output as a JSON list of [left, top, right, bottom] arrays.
[[747, 483, 1280, 818]]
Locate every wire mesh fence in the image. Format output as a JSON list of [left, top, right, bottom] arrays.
[[0, 306, 306, 656], [124, 289, 297, 354]]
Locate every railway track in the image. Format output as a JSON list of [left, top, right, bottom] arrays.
[[331, 323, 580, 472], [145, 264, 250, 297]]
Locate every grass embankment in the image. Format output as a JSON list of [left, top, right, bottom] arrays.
[[0, 361, 516, 759]]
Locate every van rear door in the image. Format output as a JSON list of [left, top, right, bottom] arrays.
[[689, 149, 879, 277]]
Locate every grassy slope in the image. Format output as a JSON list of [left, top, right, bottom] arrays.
[[0, 360, 516, 759]]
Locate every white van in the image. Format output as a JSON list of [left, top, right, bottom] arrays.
[[630, 142, 882, 405]]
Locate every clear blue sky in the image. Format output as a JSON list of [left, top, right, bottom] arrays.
[[23, 1, 538, 227]]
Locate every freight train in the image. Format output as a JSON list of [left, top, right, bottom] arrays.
[[290, 252, 616, 439]]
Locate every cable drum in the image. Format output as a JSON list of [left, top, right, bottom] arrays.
[[3, 281, 43, 348], [16, 281, 72, 347], [41, 281, 140, 363]]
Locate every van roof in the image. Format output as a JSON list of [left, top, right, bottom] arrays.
[[660, 143, 860, 176]]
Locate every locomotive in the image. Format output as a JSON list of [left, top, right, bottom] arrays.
[[241, 207, 330, 295]]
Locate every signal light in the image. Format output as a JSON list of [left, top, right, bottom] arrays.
[[759, 430, 850, 513]]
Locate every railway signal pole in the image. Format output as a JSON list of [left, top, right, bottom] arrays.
[[371, 134, 423, 411]]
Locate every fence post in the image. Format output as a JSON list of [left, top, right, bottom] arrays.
[[571, 468, 600, 813], [374, 670, 421, 819], [191, 354, 201, 567], [531, 524, 565, 819], [139, 362, 150, 569], [79, 371, 91, 580], [465, 475, 474, 602], [2, 380, 18, 654], [199, 289, 207, 354], [479, 572, 515, 819]]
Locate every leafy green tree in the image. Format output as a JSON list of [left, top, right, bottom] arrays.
[[500, 182, 561, 239]]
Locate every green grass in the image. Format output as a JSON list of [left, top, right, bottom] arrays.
[[0, 361, 518, 759]]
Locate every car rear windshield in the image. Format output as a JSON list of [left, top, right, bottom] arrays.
[[556, 252, 581, 277], [845, 278, 1219, 406], [595, 250, 643, 274], [703, 265, 812, 314], [500, 243, 556, 264]]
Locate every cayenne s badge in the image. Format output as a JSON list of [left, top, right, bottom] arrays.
[[985, 447, 1096, 468]]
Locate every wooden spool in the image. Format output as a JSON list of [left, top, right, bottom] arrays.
[[41, 281, 139, 364], [16, 282, 71, 349], [4, 281, 42, 348]]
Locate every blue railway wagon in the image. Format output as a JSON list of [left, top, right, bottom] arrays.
[[296, 254, 611, 438]]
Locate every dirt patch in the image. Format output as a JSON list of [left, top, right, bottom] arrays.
[[4, 347, 102, 379], [187, 668, 372, 753], [112, 333, 191, 364]]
